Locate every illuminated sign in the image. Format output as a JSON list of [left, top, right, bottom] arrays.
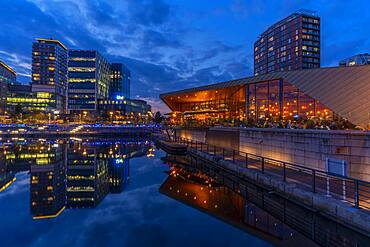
[[114, 158, 124, 165], [116, 95, 125, 100]]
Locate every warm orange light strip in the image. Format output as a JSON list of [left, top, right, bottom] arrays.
[[36, 38, 68, 51], [0, 177, 16, 192], [0, 61, 16, 75], [32, 206, 66, 220]]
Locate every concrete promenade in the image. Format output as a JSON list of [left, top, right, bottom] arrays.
[[175, 127, 370, 181]]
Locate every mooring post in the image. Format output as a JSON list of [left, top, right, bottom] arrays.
[[283, 162, 286, 182], [261, 157, 265, 173], [245, 153, 248, 168]]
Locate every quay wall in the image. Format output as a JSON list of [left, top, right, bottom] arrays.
[[175, 127, 370, 181]]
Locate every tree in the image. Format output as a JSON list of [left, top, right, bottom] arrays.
[[153, 111, 164, 124]]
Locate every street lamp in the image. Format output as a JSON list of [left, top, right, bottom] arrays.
[[109, 111, 114, 124], [81, 111, 87, 124]]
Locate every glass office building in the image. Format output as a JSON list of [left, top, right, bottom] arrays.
[[32, 38, 68, 113], [7, 84, 57, 113], [0, 60, 16, 114], [68, 50, 111, 112], [110, 63, 131, 99], [161, 65, 370, 130], [254, 10, 320, 75]]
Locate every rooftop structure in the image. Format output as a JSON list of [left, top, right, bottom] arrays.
[[339, 53, 370, 67]]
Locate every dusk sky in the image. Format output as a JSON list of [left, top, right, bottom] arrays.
[[1, 0, 369, 112]]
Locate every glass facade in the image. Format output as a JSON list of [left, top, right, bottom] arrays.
[[164, 79, 333, 127], [0, 60, 16, 114], [68, 50, 110, 111], [247, 80, 332, 124], [110, 63, 131, 99], [97, 99, 152, 124], [32, 39, 68, 113]]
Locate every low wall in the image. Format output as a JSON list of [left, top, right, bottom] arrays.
[[239, 128, 370, 181], [175, 127, 370, 181]]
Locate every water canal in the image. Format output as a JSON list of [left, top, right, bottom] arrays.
[[0, 137, 368, 246]]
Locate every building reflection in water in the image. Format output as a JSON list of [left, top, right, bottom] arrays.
[[160, 165, 370, 246], [0, 138, 151, 219], [30, 144, 66, 219], [159, 166, 309, 246]]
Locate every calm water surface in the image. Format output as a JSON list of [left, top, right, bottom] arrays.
[[0, 138, 273, 247]]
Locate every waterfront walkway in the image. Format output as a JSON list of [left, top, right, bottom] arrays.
[[173, 137, 370, 211]]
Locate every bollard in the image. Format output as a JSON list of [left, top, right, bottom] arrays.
[[312, 170, 316, 193], [245, 153, 248, 168]]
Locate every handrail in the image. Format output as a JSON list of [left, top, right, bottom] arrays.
[[173, 136, 370, 210]]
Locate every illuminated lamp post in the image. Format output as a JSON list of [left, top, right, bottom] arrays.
[[83, 111, 88, 123], [109, 111, 114, 124]]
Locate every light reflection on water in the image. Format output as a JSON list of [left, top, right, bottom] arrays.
[[0, 138, 272, 247]]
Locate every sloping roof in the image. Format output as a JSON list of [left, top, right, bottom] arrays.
[[160, 65, 370, 128]]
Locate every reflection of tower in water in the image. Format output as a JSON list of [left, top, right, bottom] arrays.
[[1, 140, 148, 218], [66, 145, 109, 208], [30, 144, 66, 219], [109, 158, 130, 194]]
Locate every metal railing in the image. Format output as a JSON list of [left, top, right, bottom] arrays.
[[174, 136, 370, 210]]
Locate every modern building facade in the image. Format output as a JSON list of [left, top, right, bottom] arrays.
[[339, 53, 370, 67], [0, 60, 16, 114], [161, 65, 370, 130], [110, 63, 131, 99], [32, 38, 68, 113], [254, 10, 320, 75], [97, 98, 151, 123], [7, 84, 57, 114], [68, 50, 111, 113]]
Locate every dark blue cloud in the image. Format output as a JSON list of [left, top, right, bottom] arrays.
[[0, 0, 369, 112], [129, 0, 171, 26]]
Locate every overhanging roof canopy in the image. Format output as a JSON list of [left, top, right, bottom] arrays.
[[160, 65, 370, 128]]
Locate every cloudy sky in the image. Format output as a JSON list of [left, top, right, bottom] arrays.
[[1, 0, 369, 112]]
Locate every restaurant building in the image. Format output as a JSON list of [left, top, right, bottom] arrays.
[[161, 65, 370, 130]]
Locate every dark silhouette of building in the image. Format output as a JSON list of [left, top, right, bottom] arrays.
[[0, 60, 16, 114], [110, 63, 131, 100]]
